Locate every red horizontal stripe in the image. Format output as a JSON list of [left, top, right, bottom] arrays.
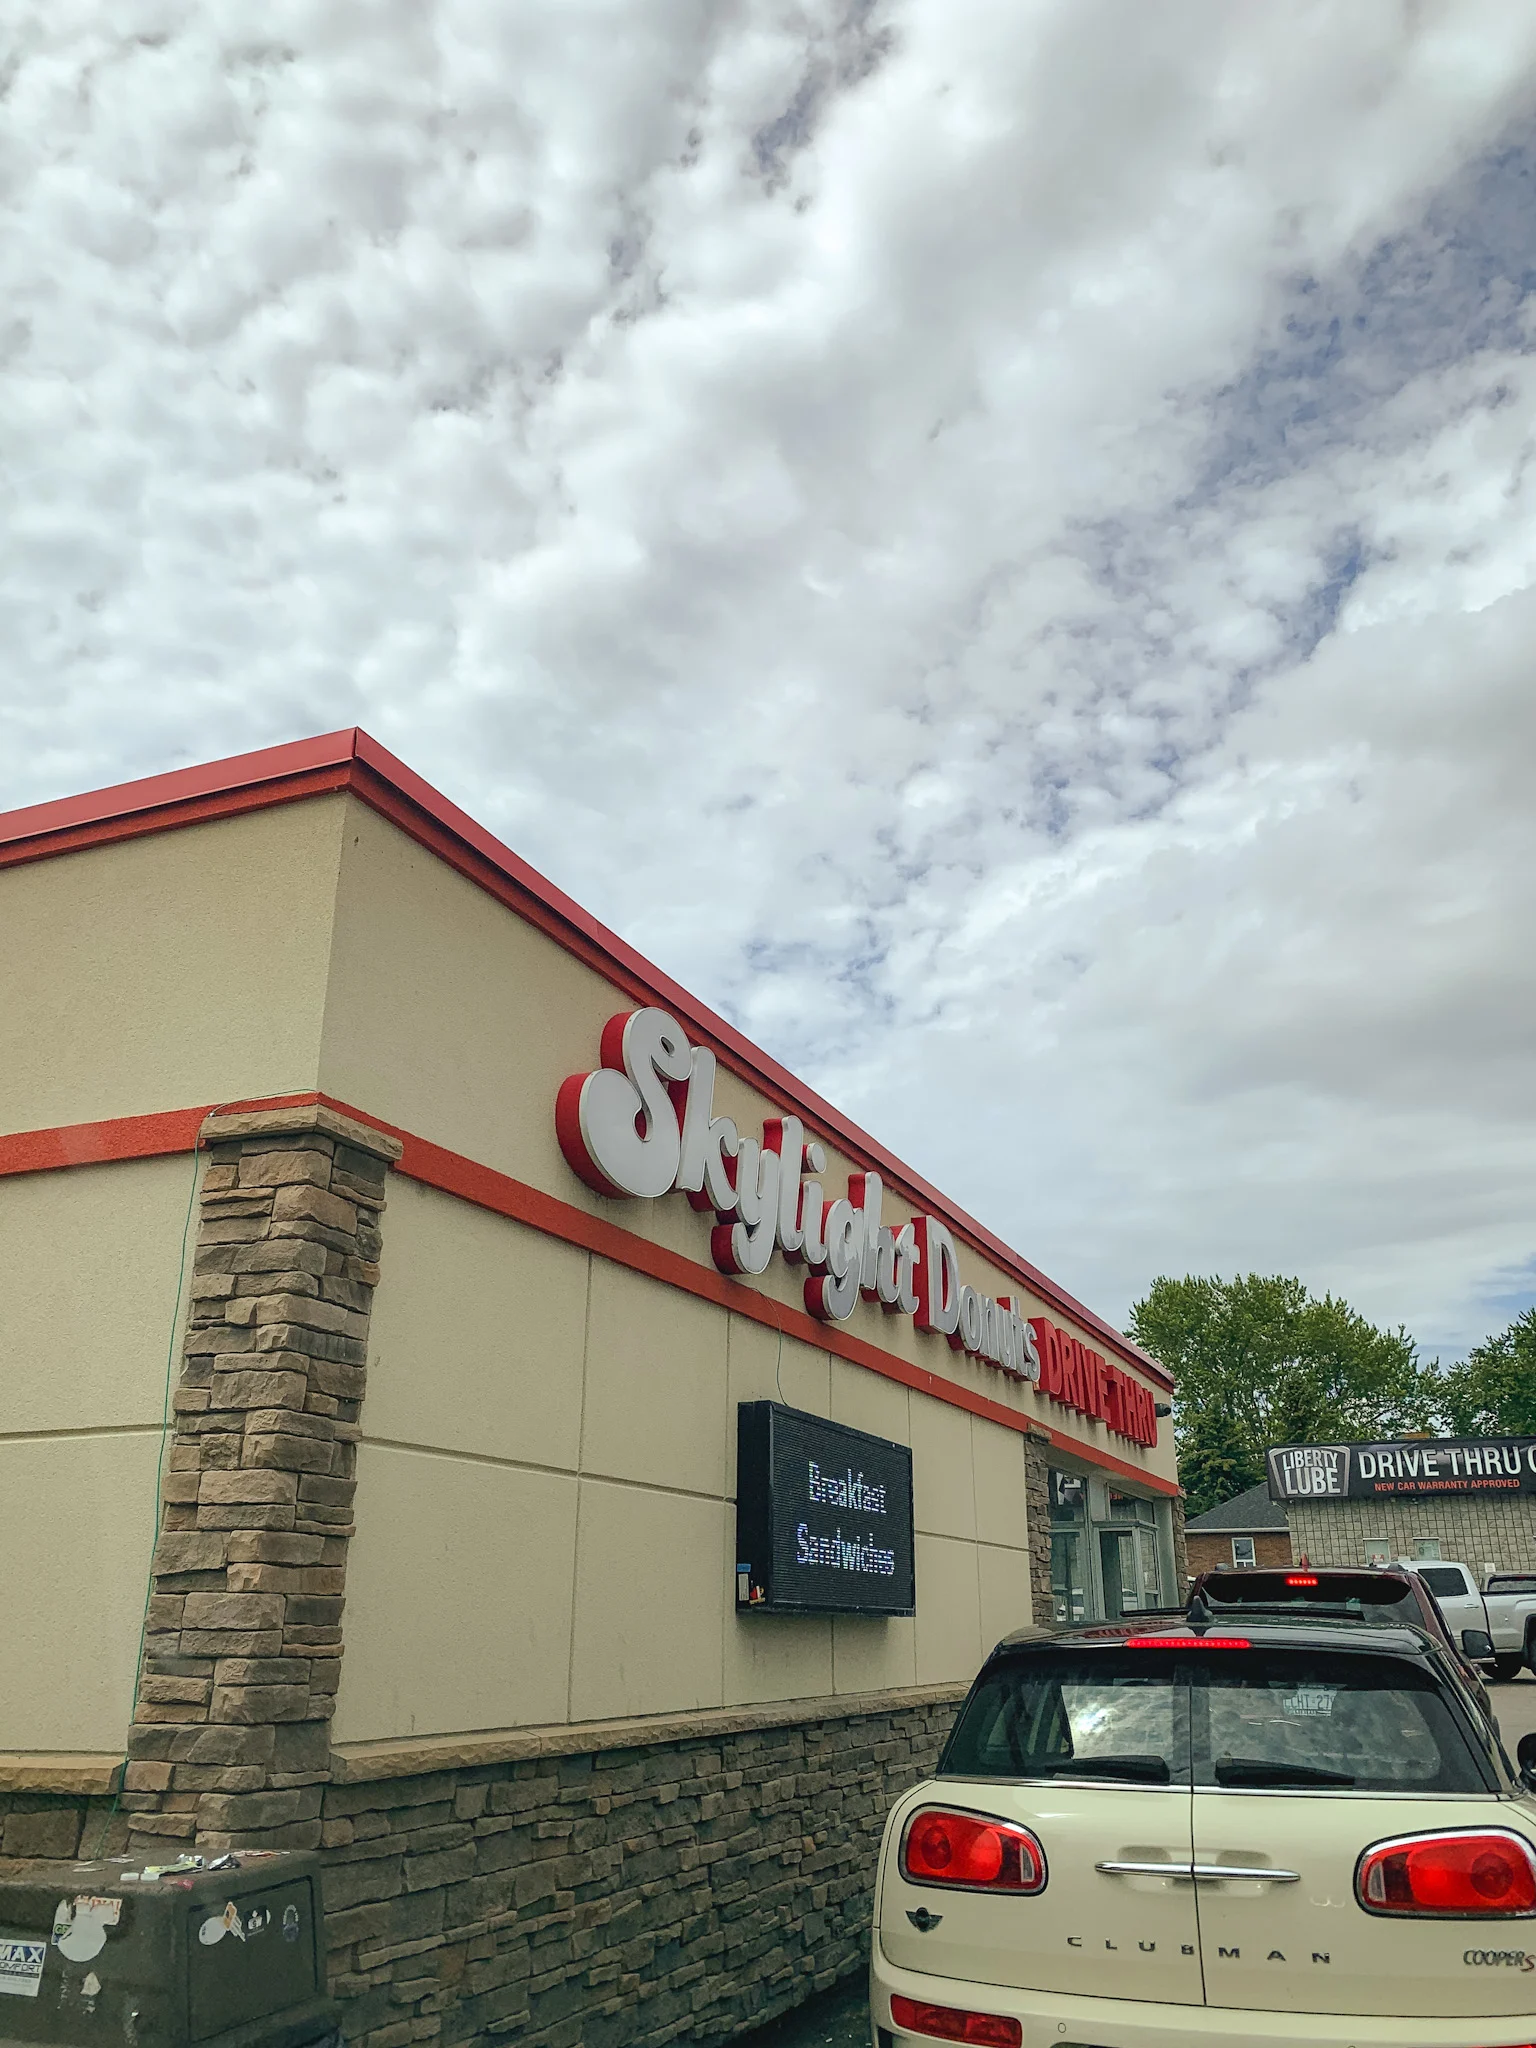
[[386, 1123, 1175, 1490], [0, 731, 1171, 1389], [0, 1107, 206, 1173], [0, 1092, 357, 1175], [0, 1097, 1176, 1494]]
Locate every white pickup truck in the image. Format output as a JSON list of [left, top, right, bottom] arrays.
[[1399, 1560, 1536, 1679]]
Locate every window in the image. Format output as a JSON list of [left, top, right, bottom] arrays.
[[942, 1650, 1189, 1784], [1230, 1536, 1256, 1567], [1109, 1491, 1157, 1527], [1050, 1531, 1086, 1624], [941, 1647, 1491, 1795], [1197, 1649, 1488, 1794], [1202, 1570, 1422, 1629], [1048, 1469, 1084, 1521], [1418, 1566, 1470, 1599]]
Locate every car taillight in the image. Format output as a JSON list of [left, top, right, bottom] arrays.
[[1285, 1574, 1319, 1586], [900, 1807, 1046, 1893], [1125, 1635, 1249, 1649], [890, 1993, 1022, 2046], [1357, 1831, 1536, 1917]]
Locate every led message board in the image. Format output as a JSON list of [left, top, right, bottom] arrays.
[[735, 1402, 915, 1617]]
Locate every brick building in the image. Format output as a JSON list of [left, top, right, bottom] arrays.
[[1182, 1481, 1293, 1578], [0, 731, 1183, 2047]]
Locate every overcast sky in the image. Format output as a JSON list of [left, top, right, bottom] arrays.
[[5, 1, 1536, 1361]]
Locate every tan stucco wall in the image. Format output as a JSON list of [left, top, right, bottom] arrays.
[[3, 785, 1170, 1754], [0, 1434, 165, 1751], [318, 797, 1176, 1495], [0, 797, 346, 1133], [0, 1156, 197, 1749], [333, 1178, 1040, 1743]]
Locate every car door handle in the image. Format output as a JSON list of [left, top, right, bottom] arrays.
[[1096, 1861, 1300, 1883]]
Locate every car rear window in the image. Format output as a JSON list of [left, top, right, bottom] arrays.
[[942, 1647, 1491, 1794], [1487, 1575, 1536, 1594], [1417, 1567, 1470, 1597], [1201, 1571, 1424, 1629], [1196, 1649, 1488, 1792], [942, 1650, 1189, 1785]]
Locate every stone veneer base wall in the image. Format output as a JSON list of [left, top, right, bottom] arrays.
[[2, 1686, 967, 2048]]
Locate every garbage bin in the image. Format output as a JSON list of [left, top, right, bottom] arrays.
[[0, 1848, 340, 2048]]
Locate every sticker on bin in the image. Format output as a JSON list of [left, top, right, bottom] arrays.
[[52, 1895, 122, 1963], [0, 1939, 47, 1998]]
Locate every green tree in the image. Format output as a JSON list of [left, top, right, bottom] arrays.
[[1127, 1273, 1431, 1519], [1175, 1400, 1263, 1520], [1435, 1308, 1536, 1437]]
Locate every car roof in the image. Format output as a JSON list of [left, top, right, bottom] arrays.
[[1201, 1562, 1410, 1577], [991, 1616, 1436, 1657]]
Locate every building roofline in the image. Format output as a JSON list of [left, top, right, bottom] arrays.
[[1184, 1479, 1291, 1534], [0, 728, 1172, 1388]]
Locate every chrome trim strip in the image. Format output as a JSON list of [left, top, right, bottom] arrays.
[[1095, 1860, 1300, 1882]]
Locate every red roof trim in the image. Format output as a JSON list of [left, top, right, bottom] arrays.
[[0, 732, 1172, 1388], [0, 732, 361, 860]]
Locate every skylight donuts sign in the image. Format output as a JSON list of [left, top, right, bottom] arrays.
[[555, 1007, 1157, 1449]]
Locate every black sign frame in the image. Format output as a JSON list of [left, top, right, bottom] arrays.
[[1268, 1436, 1536, 1502], [735, 1402, 916, 1617]]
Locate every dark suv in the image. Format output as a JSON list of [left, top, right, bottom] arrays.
[[1189, 1565, 1498, 1722]]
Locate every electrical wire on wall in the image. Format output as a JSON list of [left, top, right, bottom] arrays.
[[84, 1124, 206, 1857]]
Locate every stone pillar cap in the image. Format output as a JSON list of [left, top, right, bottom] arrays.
[[200, 1103, 403, 1162]]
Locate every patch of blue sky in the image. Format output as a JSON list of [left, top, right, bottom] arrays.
[[1263, 525, 1371, 668], [1472, 1257, 1536, 1332], [1048, 115, 1536, 811], [1199, 120, 1536, 498], [1419, 1258, 1536, 1363]]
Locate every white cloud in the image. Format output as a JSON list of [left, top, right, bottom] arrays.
[[4, 0, 1536, 1355]]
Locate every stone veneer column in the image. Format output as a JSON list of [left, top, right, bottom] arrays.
[[1022, 1427, 1054, 1628], [122, 1105, 401, 1854], [1170, 1492, 1190, 1593]]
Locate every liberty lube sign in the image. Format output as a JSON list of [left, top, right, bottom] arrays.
[[735, 1402, 916, 1616], [1268, 1437, 1536, 1501]]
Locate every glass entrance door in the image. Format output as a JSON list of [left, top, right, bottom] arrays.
[[1050, 1530, 1086, 1623], [1099, 1528, 1137, 1619]]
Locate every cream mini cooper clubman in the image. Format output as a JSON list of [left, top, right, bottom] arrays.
[[870, 1617, 1536, 2048]]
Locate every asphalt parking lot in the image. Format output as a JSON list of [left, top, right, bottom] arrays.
[[741, 1674, 1536, 2048]]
